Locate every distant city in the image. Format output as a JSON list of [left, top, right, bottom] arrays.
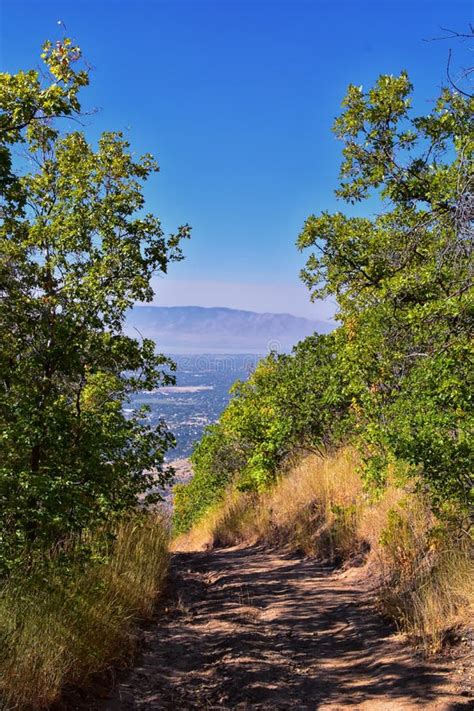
[[129, 354, 261, 460], [126, 304, 331, 461], [126, 305, 332, 354]]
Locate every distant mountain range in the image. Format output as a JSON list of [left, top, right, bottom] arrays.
[[125, 305, 333, 353]]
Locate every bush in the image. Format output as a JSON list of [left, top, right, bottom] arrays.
[[172, 333, 352, 536], [173, 425, 245, 535]]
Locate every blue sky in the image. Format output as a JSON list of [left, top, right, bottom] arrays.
[[0, 0, 470, 319]]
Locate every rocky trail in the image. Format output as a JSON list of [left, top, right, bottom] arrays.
[[82, 546, 471, 710]]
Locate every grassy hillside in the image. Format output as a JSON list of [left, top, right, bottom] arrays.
[[0, 515, 169, 709]]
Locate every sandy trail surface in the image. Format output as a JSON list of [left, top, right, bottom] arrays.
[[88, 546, 471, 710]]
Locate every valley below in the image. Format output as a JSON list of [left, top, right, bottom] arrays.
[[130, 353, 260, 461]]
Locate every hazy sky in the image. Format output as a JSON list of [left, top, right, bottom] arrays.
[[1, 0, 470, 319]]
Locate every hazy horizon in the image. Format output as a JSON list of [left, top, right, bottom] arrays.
[[127, 304, 332, 354], [133, 301, 336, 322], [147, 277, 337, 321]]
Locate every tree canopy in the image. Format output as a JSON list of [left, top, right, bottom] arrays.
[[0, 40, 190, 571]]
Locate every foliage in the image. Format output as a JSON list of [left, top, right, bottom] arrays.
[[173, 333, 353, 533], [0, 39, 88, 204], [297, 71, 473, 511], [0, 41, 190, 572], [173, 425, 246, 535]]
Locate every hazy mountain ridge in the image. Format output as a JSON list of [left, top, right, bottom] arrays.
[[126, 305, 333, 353]]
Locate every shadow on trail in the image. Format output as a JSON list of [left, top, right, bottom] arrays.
[[90, 545, 468, 710]]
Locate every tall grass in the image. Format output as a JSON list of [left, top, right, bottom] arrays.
[[173, 448, 473, 652], [173, 449, 365, 558], [0, 514, 169, 710]]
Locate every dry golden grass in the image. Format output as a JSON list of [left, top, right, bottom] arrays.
[[372, 495, 474, 653], [174, 448, 364, 558], [174, 448, 473, 652], [0, 514, 169, 710], [408, 552, 473, 651]]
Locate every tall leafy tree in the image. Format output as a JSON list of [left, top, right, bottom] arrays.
[[297, 71, 473, 510], [0, 40, 190, 570]]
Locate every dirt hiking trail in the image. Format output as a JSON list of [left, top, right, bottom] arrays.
[[90, 546, 471, 710]]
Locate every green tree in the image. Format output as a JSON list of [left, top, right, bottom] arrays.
[[173, 334, 353, 533], [297, 72, 473, 509], [0, 40, 190, 571], [0, 39, 88, 207]]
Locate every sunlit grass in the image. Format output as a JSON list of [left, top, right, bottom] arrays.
[[0, 514, 169, 709], [174, 448, 473, 652]]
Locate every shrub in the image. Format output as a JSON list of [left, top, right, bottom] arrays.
[[172, 333, 353, 536]]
